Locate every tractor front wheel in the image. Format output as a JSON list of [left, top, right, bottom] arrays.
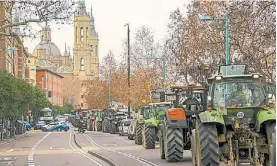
[[194, 122, 220, 166], [159, 124, 165, 159], [265, 122, 276, 166], [135, 123, 143, 145], [142, 125, 155, 149]]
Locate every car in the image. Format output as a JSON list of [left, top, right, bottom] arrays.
[[52, 122, 69, 132], [34, 121, 46, 130], [58, 117, 67, 123], [118, 119, 131, 136], [127, 119, 136, 140], [41, 122, 58, 132]]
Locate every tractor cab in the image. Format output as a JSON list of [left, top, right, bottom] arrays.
[[149, 102, 171, 121]]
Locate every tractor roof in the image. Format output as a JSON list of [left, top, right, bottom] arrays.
[[208, 73, 262, 80], [149, 102, 172, 106]]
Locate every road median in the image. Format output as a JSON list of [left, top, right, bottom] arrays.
[[73, 133, 117, 166]]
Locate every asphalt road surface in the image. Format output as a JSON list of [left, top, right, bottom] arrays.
[[0, 128, 225, 166]]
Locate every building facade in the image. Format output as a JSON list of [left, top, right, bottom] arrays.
[[36, 69, 64, 106], [31, 0, 99, 109], [0, 2, 28, 79]]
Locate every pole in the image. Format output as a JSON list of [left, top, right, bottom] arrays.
[[162, 55, 166, 87], [108, 70, 111, 108], [127, 24, 131, 118], [225, 15, 229, 65]]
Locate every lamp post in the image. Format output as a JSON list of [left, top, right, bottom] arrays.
[[200, 14, 229, 65], [124, 23, 131, 118]]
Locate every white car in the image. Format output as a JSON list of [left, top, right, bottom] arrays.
[[118, 119, 131, 136]]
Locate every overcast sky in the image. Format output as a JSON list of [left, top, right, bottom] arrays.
[[24, 0, 190, 62]]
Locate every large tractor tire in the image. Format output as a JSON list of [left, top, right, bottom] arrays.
[[163, 121, 183, 162], [135, 123, 143, 145], [159, 124, 165, 159], [265, 122, 276, 166], [110, 123, 116, 134], [272, 127, 276, 166], [193, 122, 220, 166], [142, 125, 155, 149], [97, 121, 102, 131]]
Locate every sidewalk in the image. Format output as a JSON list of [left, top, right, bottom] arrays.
[[0, 132, 30, 147]]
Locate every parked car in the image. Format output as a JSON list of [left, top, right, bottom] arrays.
[[127, 119, 136, 140], [52, 122, 69, 132], [119, 119, 132, 136], [25, 121, 31, 131], [34, 121, 46, 130]]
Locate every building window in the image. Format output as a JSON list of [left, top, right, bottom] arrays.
[[86, 27, 88, 38], [28, 60, 30, 63], [95, 45, 98, 56], [81, 103, 83, 107], [80, 58, 84, 70], [80, 27, 84, 41], [81, 95, 84, 98]]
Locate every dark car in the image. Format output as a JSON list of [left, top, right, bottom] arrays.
[[34, 121, 46, 130]]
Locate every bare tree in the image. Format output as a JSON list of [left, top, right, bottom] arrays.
[[0, 0, 76, 38]]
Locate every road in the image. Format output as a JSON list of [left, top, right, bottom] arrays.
[[0, 127, 219, 166]]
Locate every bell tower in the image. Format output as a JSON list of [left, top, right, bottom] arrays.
[[73, 0, 99, 81]]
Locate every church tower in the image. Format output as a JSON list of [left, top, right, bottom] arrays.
[[73, 0, 99, 110], [73, 0, 99, 81]]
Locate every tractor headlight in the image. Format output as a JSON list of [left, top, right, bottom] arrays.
[[215, 76, 222, 81], [252, 74, 259, 79]]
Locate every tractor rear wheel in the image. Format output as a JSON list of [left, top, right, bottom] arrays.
[[195, 122, 220, 166], [265, 122, 276, 166], [272, 127, 276, 166], [164, 121, 183, 162], [143, 126, 155, 149], [159, 124, 165, 159], [110, 123, 116, 134], [135, 123, 143, 145], [97, 121, 102, 131]]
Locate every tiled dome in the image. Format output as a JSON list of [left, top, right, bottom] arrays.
[[56, 65, 74, 74], [33, 41, 61, 57]]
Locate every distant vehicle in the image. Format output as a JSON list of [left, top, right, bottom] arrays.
[[25, 122, 31, 131], [41, 122, 69, 132], [39, 108, 54, 123], [58, 117, 67, 123], [52, 122, 69, 132], [34, 121, 46, 130], [127, 119, 136, 140], [118, 119, 131, 136]]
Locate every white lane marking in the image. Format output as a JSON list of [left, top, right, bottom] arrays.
[[27, 132, 51, 166], [113, 135, 132, 143], [85, 134, 158, 166], [68, 132, 103, 166], [102, 144, 117, 147]]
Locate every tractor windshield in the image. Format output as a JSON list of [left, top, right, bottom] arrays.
[[155, 105, 171, 120], [213, 79, 265, 108]]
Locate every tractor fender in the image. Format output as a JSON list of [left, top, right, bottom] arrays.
[[198, 111, 224, 125], [165, 108, 187, 128], [256, 109, 276, 132], [144, 118, 159, 127], [138, 120, 145, 125]]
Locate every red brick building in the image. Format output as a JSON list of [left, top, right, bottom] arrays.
[[36, 68, 64, 106]]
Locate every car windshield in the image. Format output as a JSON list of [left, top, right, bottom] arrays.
[[124, 121, 131, 126], [213, 79, 265, 108]]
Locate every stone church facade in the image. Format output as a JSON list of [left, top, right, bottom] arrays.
[[31, 0, 99, 110]]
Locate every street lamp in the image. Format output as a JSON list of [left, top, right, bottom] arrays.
[[124, 23, 131, 118], [200, 13, 229, 65]]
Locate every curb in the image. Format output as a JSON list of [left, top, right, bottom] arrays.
[[0, 132, 30, 148], [73, 134, 117, 166]]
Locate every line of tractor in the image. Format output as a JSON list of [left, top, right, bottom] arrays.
[[70, 64, 276, 166]]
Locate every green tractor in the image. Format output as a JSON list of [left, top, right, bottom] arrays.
[[95, 110, 104, 131], [110, 111, 126, 134], [141, 102, 171, 149], [159, 84, 208, 161], [102, 109, 115, 133], [161, 64, 276, 165]]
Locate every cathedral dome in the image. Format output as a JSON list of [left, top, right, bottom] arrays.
[[33, 41, 61, 57]]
